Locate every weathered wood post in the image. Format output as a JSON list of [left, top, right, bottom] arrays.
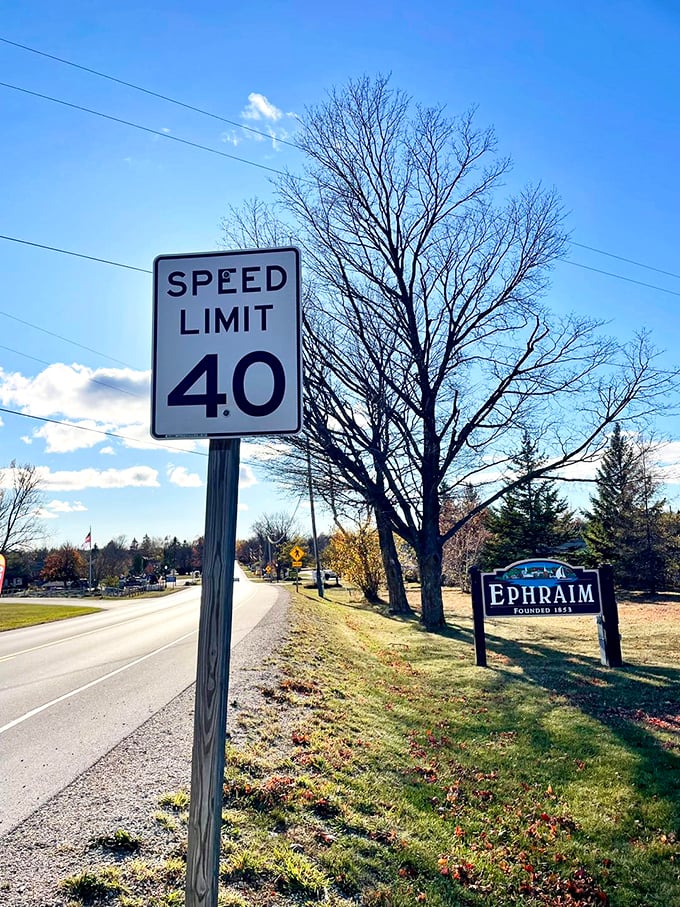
[[469, 566, 487, 667], [597, 563, 623, 668], [185, 437, 240, 907]]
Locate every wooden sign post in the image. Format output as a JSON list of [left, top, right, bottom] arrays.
[[186, 438, 240, 906], [152, 246, 302, 907]]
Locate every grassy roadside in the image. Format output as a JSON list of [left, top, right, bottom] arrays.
[[0, 584, 186, 631], [61, 587, 679, 906], [0, 602, 102, 631]]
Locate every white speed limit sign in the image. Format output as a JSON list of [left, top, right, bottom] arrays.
[[152, 247, 302, 439]]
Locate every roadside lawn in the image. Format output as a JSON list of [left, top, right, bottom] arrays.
[[0, 602, 102, 631], [61, 586, 679, 906]]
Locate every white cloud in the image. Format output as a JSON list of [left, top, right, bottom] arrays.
[[226, 92, 298, 151], [650, 440, 680, 483], [553, 458, 601, 483], [0, 363, 149, 421], [34, 420, 110, 454], [100, 446, 116, 456], [45, 499, 88, 513], [0, 364, 205, 456], [20, 435, 31, 444], [167, 465, 202, 488], [241, 92, 283, 122], [221, 130, 242, 146], [0, 364, 151, 453], [36, 465, 160, 491], [35, 507, 59, 520], [239, 464, 258, 489], [241, 440, 290, 462]]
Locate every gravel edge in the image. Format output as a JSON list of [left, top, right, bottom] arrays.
[[0, 585, 290, 907]]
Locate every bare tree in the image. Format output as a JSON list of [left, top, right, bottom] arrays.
[[0, 461, 44, 553], [441, 485, 489, 592], [246, 432, 412, 613], [221, 205, 413, 612], [251, 511, 300, 575], [275, 75, 676, 629], [225, 76, 675, 629]]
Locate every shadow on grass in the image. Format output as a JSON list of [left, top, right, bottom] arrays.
[[471, 625, 680, 822], [310, 583, 678, 818]]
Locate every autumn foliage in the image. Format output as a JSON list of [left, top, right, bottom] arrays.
[[41, 544, 85, 587], [326, 523, 385, 602]]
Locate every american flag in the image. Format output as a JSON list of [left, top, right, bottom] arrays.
[[84, 530, 92, 547]]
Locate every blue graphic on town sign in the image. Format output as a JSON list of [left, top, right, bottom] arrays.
[[481, 559, 602, 618]]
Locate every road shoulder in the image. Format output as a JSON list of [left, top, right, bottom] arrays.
[[0, 584, 289, 907]]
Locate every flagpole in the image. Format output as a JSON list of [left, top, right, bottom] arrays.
[[87, 528, 92, 590]]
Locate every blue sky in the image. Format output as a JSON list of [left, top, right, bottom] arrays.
[[1, 0, 680, 551]]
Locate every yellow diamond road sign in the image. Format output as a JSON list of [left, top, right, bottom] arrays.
[[290, 545, 305, 561]]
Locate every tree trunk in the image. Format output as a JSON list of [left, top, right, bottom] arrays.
[[375, 507, 411, 615], [419, 416, 445, 629], [418, 532, 445, 630]]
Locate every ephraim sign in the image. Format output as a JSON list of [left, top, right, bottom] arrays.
[[481, 559, 602, 618]]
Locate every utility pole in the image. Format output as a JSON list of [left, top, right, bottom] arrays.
[[307, 441, 324, 598]]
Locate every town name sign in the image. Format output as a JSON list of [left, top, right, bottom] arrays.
[[481, 559, 602, 618]]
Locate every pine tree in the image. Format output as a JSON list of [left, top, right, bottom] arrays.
[[584, 424, 666, 591], [482, 431, 576, 568]]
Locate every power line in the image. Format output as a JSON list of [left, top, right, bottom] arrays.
[[560, 259, 680, 299], [0, 405, 209, 458], [0, 235, 149, 369], [0, 344, 144, 398], [0, 81, 290, 178], [2, 80, 680, 313], [0, 35, 301, 150], [2, 40, 678, 285], [3, 231, 680, 321], [0, 233, 151, 273], [0, 304, 139, 369], [570, 241, 680, 282]]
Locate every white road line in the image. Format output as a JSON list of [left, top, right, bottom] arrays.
[[0, 629, 197, 736], [1, 582, 258, 664], [0, 607, 183, 663]]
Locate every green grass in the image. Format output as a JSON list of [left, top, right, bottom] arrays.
[[92, 828, 142, 853], [60, 867, 124, 902], [0, 602, 101, 631], [61, 586, 680, 906]]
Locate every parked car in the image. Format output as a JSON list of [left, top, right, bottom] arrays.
[[298, 569, 340, 586]]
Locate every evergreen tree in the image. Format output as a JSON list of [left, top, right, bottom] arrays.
[[584, 424, 666, 591], [482, 431, 576, 568]]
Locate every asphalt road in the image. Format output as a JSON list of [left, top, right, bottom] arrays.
[[0, 566, 276, 835]]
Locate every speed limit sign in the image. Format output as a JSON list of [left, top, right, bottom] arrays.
[[152, 247, 301, 439]]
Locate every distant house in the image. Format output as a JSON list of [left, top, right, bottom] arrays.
[[550, 538, 588, 559]]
